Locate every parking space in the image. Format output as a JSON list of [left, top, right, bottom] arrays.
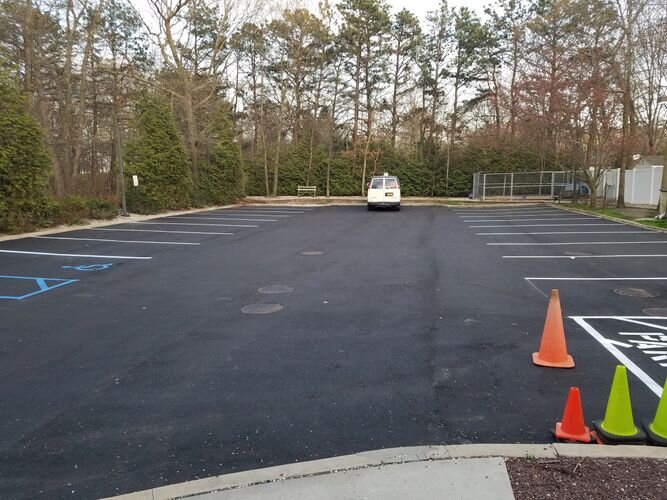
[[2, 204, 666, 498], [0, 206, 312, 301], [455, 204, 667, 400]]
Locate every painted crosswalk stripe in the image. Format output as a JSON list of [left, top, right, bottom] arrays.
[[0, 249, 151, 259], [34, 236, 200, 246]]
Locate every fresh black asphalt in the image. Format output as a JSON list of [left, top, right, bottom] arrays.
[[1, 205, 666, 498]]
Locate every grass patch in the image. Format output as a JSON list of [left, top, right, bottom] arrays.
[[566, 203, 666, 230]]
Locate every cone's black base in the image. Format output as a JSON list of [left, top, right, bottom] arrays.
[[592, 420, 646, 444], [643, 420, 667, 446]]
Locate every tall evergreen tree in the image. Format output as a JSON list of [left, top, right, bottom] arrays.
[[0, 74, 52, 232], [200, 106, 244, 204], [124, 92, 192, 213]]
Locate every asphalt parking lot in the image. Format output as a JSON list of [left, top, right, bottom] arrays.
[[1, 204, 666, 498]]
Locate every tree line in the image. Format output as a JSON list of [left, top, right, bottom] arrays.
[[1, 0, 666, 230]]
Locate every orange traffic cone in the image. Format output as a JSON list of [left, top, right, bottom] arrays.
[[554, 387, 591, 442], [532, 289, 575, 368]]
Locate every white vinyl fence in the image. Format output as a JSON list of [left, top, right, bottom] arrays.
[[595, 166, 663, 206]]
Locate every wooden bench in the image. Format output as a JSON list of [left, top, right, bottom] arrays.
[[297, 185, 316, 197]]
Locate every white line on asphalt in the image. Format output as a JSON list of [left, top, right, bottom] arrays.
[[89, 228, 234, 235], [504, 254, 667, 259], [132, 222, 258, 228], [34, 236, 200, 246], [453, 207, 548, 212], [570, 316, 663, 397], [461, 213, 574, 218], [477, 231, 652, 235], [464, 217, 598, 223], [489, 241, 667, 246], [526, 277, 667, 280], [471, 223, 621, 228], [617, 318, 667, 331], [165, 216, 277, 222], [0, 249, 152, 259], [195, 212, 293, 217]]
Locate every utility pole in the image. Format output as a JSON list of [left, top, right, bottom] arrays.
[[658, 97, 667, 219]]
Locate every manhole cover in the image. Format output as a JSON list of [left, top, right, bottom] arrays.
[[241, 304, 283, 314], [301, 251, 324, 256], [614, 288, 660, 298], [258, 285, 294, 294], [643, 307, 667, 316]]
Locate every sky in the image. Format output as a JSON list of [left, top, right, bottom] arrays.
[[382, 0, 488, 20]]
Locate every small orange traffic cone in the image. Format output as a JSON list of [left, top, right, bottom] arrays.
[[554, 387, 591, 442], [532, 289, 575, 368]]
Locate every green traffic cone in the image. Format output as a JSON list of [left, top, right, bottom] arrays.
[[644, 378, 667, 446], [592, 365, 645, 444]]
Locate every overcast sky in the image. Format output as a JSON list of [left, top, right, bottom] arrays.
[[381, 0, 488, 19]]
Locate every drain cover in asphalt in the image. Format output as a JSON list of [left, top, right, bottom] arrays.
[[614, 288, 660, 298], [258, 285, 294, 294], [643, 307, 667, 316], [241, 304, 283, 314]]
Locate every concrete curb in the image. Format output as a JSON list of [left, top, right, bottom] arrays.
[[0, 204, 245, 242], [107, 444, 667, 500], [552, 203, 667, 234]]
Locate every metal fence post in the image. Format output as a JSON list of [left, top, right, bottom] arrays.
[[482, 174, 487, 201]]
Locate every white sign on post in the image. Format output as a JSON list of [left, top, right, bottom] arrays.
[[132, 175, 139, 187]]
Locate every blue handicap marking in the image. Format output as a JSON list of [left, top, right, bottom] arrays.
[[62, 263, 113, 271], [0, 275, 79, 300]]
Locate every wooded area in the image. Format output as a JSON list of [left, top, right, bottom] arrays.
[[1, 0, 666, 231]]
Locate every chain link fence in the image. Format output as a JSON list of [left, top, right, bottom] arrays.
[[472, 171, 577, 201]]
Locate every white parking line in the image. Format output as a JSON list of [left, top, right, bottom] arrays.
[[505, 254, 667, 259], [489, 241, 667, 246], [571, 316, 664, 397], [477, 231, 652, 235], [464, 217, 598, 223], [196, 212, 293, 217], [461, 214, 575, 218], [526, 277, 667, 281], [89, 228, 234, 235], [34, 236, 200, 246], [453, 208, 548, 213], [165, 216, 277, 222], [132, 222, 258, 228], [0, 249, 151, 259], [471, 223, 621, 228]]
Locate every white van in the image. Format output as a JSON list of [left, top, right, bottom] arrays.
[[367, 173, 401, 211]]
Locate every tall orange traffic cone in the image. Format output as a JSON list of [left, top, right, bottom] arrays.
[[553, 387, 591, 442], [532, 289, 575, 368]]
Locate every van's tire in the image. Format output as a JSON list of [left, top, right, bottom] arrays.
[[395, 205, 401, 211], [367, 204, 373, 211]]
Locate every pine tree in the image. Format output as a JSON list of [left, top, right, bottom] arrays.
[[124, 92, 192, 213], [199, 106, 243, 204], [0, 74, 52, 232]]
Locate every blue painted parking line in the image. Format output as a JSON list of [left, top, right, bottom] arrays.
[[0, 275, 79, 300]]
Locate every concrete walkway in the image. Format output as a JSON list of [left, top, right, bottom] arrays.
[[197, 458, 512, 500], [109, 444, 667, 500]]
